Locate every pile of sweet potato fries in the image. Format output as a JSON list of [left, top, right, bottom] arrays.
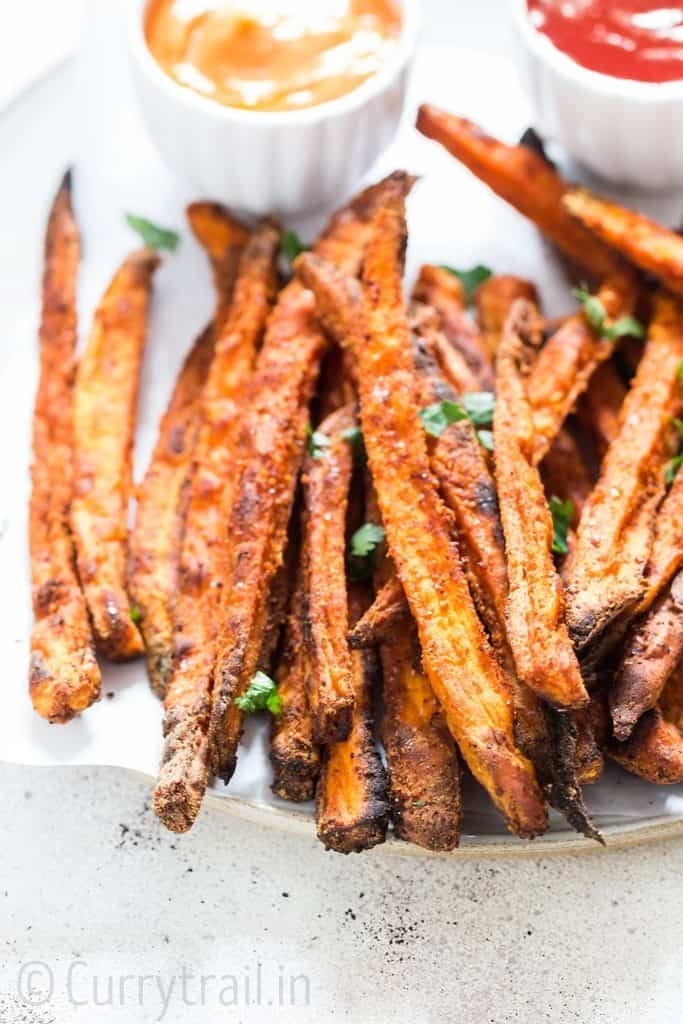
[[28, 104, 683, 852]]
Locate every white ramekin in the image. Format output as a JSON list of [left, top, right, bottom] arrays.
[[510, 0, 683, 191], [129, 0, 419, 216]]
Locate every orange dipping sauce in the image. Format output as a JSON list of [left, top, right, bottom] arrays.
[[145, 0, 402, 112], [527, 1, 683, 83]]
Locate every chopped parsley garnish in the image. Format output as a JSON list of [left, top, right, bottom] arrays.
[[665, 455, 683, 486], [235, 671, 283, 716], [678, 362, 683, 386], [125, 214, 179, 251], [130, 604, 141, 624], [440, 263, 493, 303], [348, 523, 385, 581], [476, 429, 494, 452], [307, 425, 331, 459], [420, 392, 495, 450], [549, 496, 574, 556], [281, 229, 306, 264], [462, 391, 495, 428], [572, 285, 644, 342], [419, 400, 468, 438]]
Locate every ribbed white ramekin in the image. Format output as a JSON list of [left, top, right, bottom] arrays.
[[510, 0, 683, 191], [129, 0, 419, 216]]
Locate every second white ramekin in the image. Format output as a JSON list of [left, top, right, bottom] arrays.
[[510, 0, 683, 191], [129, 0, 419, 216]]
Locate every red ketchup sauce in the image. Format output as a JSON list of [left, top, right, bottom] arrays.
[[527, 1, 683, 82]]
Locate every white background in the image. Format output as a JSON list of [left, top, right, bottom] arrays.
[[2, 2, 683, 1022]]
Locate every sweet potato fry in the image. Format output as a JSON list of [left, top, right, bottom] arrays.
[[347, 574, 408, 649], [206, 174, 415, 790], [575, 360, 626, 462], [608, 706, 683, 784], [636, 463, 683, 616], [409, 300, 480, 395], [659, 662, 683, 732], [564, 291, 683, 656], [610, 573, 683, 739], [71, 248, 159, 660], [316, 584, 389, 854], [474, 274, 538, 358], [494, 300, 588, 709], [412, 264, 494, 387], [128, 326, 214, 697], [564, 187, 683, 296], [186, 201, 250, 324], [416, 105, 620, 281], [303, 406, 357, 743], [527, 269, 640, 463], [270, 542, 320, 801], [29, 173, 101, 723], [355, 185, 547, 837]]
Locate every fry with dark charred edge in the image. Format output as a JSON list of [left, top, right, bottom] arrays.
[[347, 574, 408, 649], [29, 173, 101, 723], [541, 709, 603, 842], [608, 706, 683, 784], [187, 201, 250, 324], [474, 274, 538, 359], [416, 105, 620, 281], [153, 222, 279, 832], [565, 291, 683, 656], [412, 264, 494, 388], [316, 584, 389, 854], [659, 663, 683, 732], [494, 300, 588, 710], [71, 248, 159, 661], [303, 406, 357, 744], [575, 360, 626, 462], [270, 543, 320, 802], [206, 174, 415, 792], [564, 187, 683, 296], [527, 269, 640, 464], [355, 185, 547, 838], [610, 573, 683, 740], [128, 326, 214, 697]]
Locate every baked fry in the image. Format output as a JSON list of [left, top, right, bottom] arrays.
[[270, 541, 320, 801], [494, 300, 588, 709], [409, 300, 480, 394], [304, 406, 357, 744], [474, 274, 538, 358], [316, 584, 389, 854], [206, 174, 415, 790], [659, 662, 683, 732], [347, 574, 408, 649], [636, 462, 683, 615], [416, 106, 620, 281], [610, 573, 683, 740], [412, 264, 494, 387], [564, 187, 683, 296], [186, 201, 250, 324], [608, 706, 683, 784], [575, 360, 626, 462], [565, 291, 683, 655], [355, 185, 547, 837], [29, 173, 101, 723], [71, 247, 159, 660]]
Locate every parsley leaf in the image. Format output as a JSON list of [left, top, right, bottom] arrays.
[[462, 391, 495, 428], [573, 285, 644, 342], [476, 429, 494, 451], [678, 362, 683, 385], [419, 400, 467, 438], [308, 427, 331, 459], [130, 604, 141, 624], [281, 229, 306, 264], [348, 523, 385, 581], [665, 455, 683, 486], [549, 496, 574, 556], [440, 264, 493, 303], [126, 214, 179, 251], [343, 425, 366, 463], [235, 671, 283, 716], [674, 419, 683, 439]]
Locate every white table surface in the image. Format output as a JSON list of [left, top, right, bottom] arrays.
[[2, 3, 683, 1022]]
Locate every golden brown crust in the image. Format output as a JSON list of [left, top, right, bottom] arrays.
[[316, 585, 389, 854], [186, 202, 250, 324], [564, 188, 683, 296], [303, 406, 357, 744], [565, 291, 683, 655], [608, 706, 683, 784], [494, 300, 588, 709], [128, 325, 214, 698], [416, 106, 620, 282], [409, 300, 481, 395], [347, 574, 409, 649], [71, 247, 160, 661], [29, 172, 101, 723], [355, 187, 547, 838], [474, 274, 538, 358], [575, 360, 626, 462]]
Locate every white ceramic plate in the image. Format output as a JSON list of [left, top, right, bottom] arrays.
[[4, 10, 683, 854]]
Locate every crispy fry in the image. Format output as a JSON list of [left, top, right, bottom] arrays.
[[186, 201, 250, 324], [564, 187, 683, 296], [494, 300, 588, 709], [316, 584, 389, 853], [416, 106, 620, 281], [527, 269, 640, 463], [542, 709, 603, 842], [355, 185, 547, 837], [659, 662, 683, 732], [205, 174, 415, 792], [409, 300, 480, 394], [610, 573, 683, 740], [608, 706, 683, 784], [565, 291, 683, 656], [347, 574, 408, 649], [270, 542, 320, 801], [575, 360, 626, 462], [303, 406, 357, 744], [71, 248, 159, 660], [540, 427, 594, 527], [474, 274, 538, 358], [29, 173, 101, 723], [636, 462, 683, 616], [412, 264, 494, 387]]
